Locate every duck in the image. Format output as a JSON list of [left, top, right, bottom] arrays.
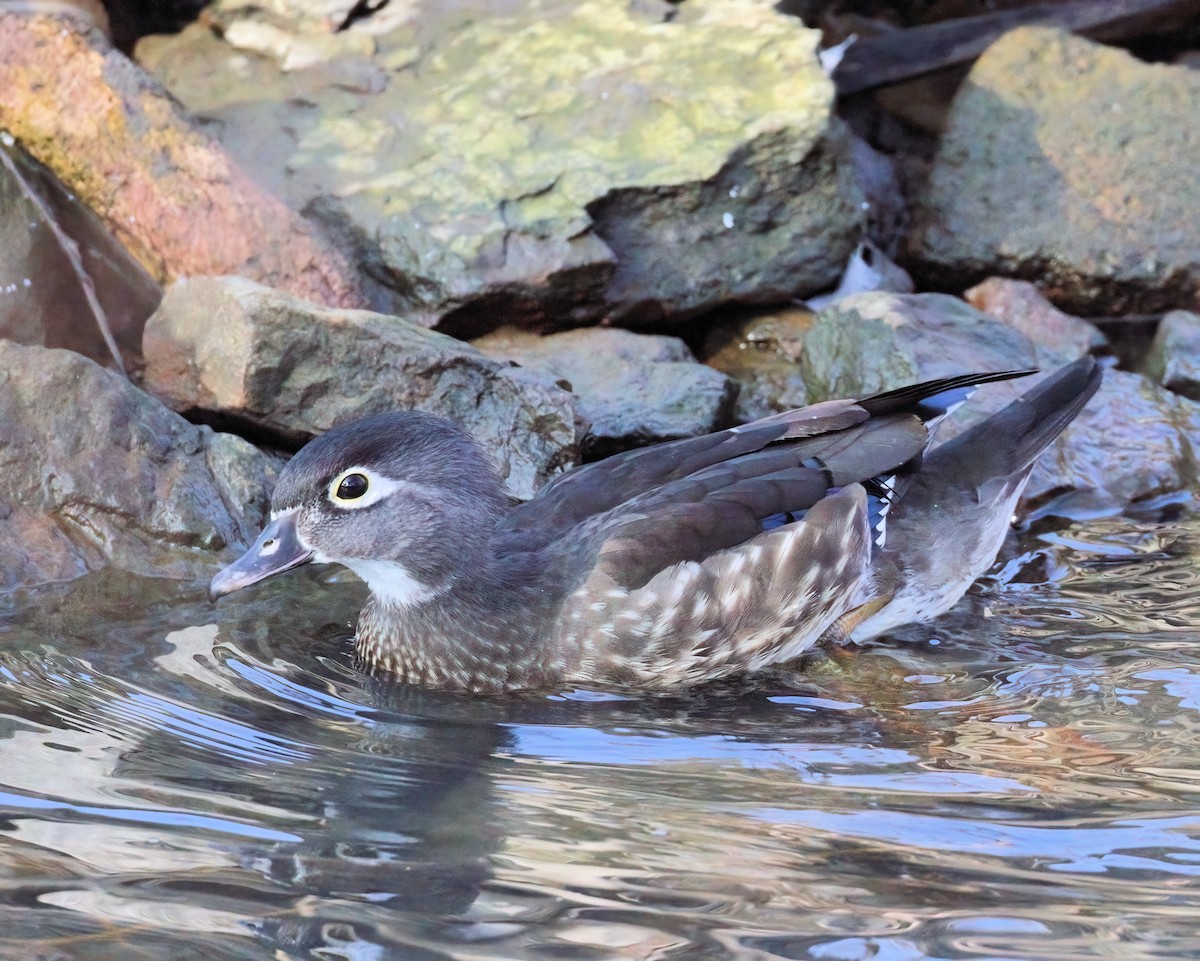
[[209, 356, 1101, 693]]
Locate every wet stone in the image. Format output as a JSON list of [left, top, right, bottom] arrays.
[[910, 27, 1200, 314], [0, 341, 273, 589], [1027, 368, 1200, 516]]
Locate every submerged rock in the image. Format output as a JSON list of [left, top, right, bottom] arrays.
[[141, 277, 583, 499], [1143, 310, 1200, 402], [473, 326, 735, 456], [910, 27, 1200, 314], [139, 0, 864, 332], [0, 341, 273, 589], [701, 307, 816, 422]]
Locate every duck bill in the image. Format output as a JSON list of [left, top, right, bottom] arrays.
[[209, 511, 315, 601]]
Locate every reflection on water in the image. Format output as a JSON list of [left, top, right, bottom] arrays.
[[1, 508, 1199, 959]]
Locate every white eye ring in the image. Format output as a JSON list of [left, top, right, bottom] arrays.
[[327, 467, 403, 510]]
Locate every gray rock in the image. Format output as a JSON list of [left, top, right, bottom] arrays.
[[141, 277, 582, 499], [0, 341, 273, 589], [799, 292, 1198, 512], [138, 0, 864, 332], [473, 326, 735, 455], [964, 278, 1106, 361], [1025, 368, 1200, 516], [590, 121, 864, 327], [801, 292, 1039, 402], [910, 27, 1200, 314], [1143, 310, 1200, 401]]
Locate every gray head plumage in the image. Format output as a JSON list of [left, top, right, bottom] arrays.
[[272, 411, 508, 514]]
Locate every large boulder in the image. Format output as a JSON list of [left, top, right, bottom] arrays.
[[0, 341, 273, 589], [473, 326, 735, 456], [138, 0, 865, 332], [141, 277, 583, 499], [910, 27, 1200, 314]]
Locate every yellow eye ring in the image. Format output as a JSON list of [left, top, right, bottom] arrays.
[[331, 470, 369, 502]]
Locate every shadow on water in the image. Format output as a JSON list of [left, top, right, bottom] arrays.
[[1, 507, 1200, 958]]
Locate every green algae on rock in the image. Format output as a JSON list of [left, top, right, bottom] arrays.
[[140, 0, 863, 330]]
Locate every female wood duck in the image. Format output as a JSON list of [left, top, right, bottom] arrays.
[[210, 357, 1100, 693]]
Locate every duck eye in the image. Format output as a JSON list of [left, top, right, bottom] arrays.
[[333, 472, 369, 502]]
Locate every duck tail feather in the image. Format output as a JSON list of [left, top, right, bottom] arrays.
[[857, 368, 1037, 419]]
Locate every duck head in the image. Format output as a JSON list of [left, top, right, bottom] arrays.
[[209, 411, 511, 606]]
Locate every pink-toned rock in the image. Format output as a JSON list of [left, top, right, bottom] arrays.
[[0, 12, 368, 310], [965, 277, 1106, 360]]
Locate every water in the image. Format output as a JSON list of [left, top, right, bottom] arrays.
[[1, 507, 1199, 960]]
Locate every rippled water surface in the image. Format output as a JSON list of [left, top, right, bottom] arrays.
[[2, 506, 1200, 960]]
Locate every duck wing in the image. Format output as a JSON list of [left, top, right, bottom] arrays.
[[495, 369, 1035, 564], [494, 398, 870, 552], [555, 485, 878, 688], [552, 412, 925, 592]]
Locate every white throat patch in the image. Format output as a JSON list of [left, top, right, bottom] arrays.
[[341, 558, 436, 608]]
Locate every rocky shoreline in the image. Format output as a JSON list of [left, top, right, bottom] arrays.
[[0, 1, 1197, 589]]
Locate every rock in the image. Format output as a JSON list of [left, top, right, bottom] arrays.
[[700, 307, 815, 422], [0, 341, 274, 590], [1142, 310, 1200, 402], [801, 292, 1039, 401], [473, 326, 735, 456], [799, 292, 1198, 512], [964, 278, 1106, 361], [0, 138, 161, 371], [0, 12, 369, 310], [910, 27, 1200, 315], [141, 277, 583, 499], [139, 0, 864, 333], [1025, 368, 1200, 517]]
